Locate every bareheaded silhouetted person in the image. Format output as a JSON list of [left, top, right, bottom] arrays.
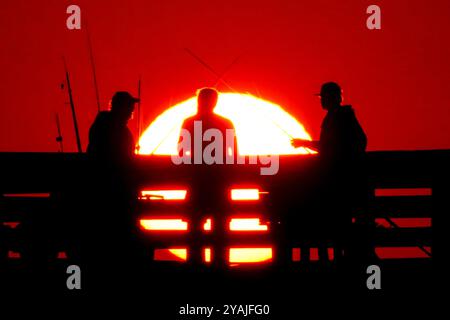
[[292, 82, 372, 265], [180, 87, 236, 161], [179, 88, 236, 267]]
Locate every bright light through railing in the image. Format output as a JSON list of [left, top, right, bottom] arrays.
[[203, 218, 212, 231], [229, 218, 268, 231], [204, 248, 211, 263], [155, 247, 273, 263], [140, 219, 188, 231], [229, 248, 273, 263], [140, 190, 187, 200], [231, 189, 261, 201], [140, 217, 269, 232], [168, 248, 187, 260]]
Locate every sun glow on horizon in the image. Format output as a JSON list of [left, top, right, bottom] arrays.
[[138, 92, 312, 155]]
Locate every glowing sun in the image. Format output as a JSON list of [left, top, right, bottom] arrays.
[[138, 92, 312, 155]]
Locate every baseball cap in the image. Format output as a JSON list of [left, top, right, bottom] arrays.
[[315, 82, 342, 96], [112, 91, 140, 106]]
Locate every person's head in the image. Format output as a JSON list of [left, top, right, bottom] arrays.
[[316, 82, 342, 111], [197, 87, 218, 115], [110, 91, 139, 123]]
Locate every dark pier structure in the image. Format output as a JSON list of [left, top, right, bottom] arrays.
[[0, 150, 443, 305]]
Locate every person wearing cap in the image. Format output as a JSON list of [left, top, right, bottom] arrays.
[[291, 82, 371, 265], [291, 82, 366, 157], [84, 91, 140, 291], [87, 91, 139, 164]]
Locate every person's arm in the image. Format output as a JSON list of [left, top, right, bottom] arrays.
[[291, 138, 320, 151]]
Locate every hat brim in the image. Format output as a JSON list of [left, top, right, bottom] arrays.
[[125, 97, 140, 103]]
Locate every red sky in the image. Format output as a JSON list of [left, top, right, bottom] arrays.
[[1, 0, 449, 152]]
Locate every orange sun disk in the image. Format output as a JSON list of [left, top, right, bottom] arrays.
[[138, 92, 313, 155]]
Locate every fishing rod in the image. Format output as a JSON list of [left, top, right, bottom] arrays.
[[380, 215, 431, 257], [247, 89, 316, 155], [148, 122, 181, 155], [136, 76, 142, 153], [146, 48, 227, 155], [62, 56, 83, 153], [184, 48, 236, 92], [86, 23, 101, 113], [55, 113, 64, 152], [247, 81, 315, 154], [213, 53, 244, 88], [184, 49, 309, 151]]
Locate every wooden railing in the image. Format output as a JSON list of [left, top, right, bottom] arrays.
[[0, 150, 445, 268]]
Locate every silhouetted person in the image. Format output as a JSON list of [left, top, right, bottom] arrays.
[[85, 91, 140, 291], [179, 88, 236, 267], [180, 88, 237, 163], [291, 82, 371, 265], [87, 92, 137, 165]]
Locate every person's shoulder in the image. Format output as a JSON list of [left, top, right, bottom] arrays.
[[97, 111, 111, 118], [94, 111, 112, 123], [215, 114, 235, 128], [90, 111, 111, 130], [184, 114, 200, 121], [341, 105, 354, 112], [181, 115, 199, 126], [339, 105, 357, 118]]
